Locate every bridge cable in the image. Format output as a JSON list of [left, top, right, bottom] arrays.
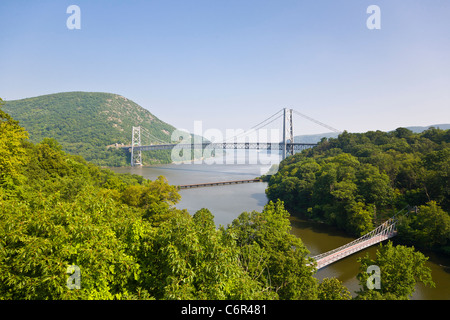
[[140, 126, 169, 145], [222, 114, 283, 143], [222, 109, 284, 143], [292, 109, 342, 133]]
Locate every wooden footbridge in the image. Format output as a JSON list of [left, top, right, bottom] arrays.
[[310, 206, 416, 270], [177, 178, 262, 189]]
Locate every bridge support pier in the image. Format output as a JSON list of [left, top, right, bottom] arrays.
[[131, 126, 142, 166], [282, 108, 294, 160]]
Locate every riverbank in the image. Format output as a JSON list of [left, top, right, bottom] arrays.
[[109, 160, 450, 300], [286, 205, 450, 295]]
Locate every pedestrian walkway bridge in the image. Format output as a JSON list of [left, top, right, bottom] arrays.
[[310, 206, 416, 270]]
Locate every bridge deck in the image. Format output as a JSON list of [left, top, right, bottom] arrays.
[[123, 142, 317, 152], [313, 232, 396, 269]]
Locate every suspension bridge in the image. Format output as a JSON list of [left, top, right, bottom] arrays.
[[121, 109, 416, 269], [309, 206, 417, 270], [122, 108, 342, 166]]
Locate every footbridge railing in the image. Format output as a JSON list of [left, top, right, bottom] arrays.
[[310, 206, 416, 270]]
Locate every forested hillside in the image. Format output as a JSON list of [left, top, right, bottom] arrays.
[[266, 128, 450, 255], [293, 124, 450, 144], [0, 99, 434, 300], [3, 92, 176, 166]]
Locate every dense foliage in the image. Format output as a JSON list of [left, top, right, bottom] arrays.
[[3, 92, 177, 166], [356, 241, 434, 300], [1, 103, 318, 299], [0, 102, 436, 299], [266, 128, 450, 255]]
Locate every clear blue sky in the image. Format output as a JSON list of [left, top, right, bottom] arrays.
[[1, 0, 449, 135]]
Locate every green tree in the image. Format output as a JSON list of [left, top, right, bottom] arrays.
[[133, 208, 269, 299], [0, 186, 142, 299], [344, 201, 374, 236], [0, 98, 29, 193], [397, 201, 450, 250], [421, 148, 450, 211], [356, 163, 393, 206], [266, 126, 450, 255], [227, 200, 318, 299], [317, 278, 351, 300], [120, 175, 181, 221], [356, 241, 434, 300]]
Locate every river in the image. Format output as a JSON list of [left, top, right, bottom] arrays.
[[109, 150, 450, 300]]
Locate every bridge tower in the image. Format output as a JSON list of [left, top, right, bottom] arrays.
[[131, 126, 142, 166], [282, 108, 294, 160]]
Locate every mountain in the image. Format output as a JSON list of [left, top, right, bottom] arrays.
[[293, 124, 450, 144], [293, 132, 339, 144], [401, 124, 450, 133], [3, 92, 177, 166]]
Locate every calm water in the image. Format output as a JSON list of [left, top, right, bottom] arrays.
[[110, 150, 450, 300]]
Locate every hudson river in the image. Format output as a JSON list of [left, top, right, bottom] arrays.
[[110, 150, 450, 300]]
